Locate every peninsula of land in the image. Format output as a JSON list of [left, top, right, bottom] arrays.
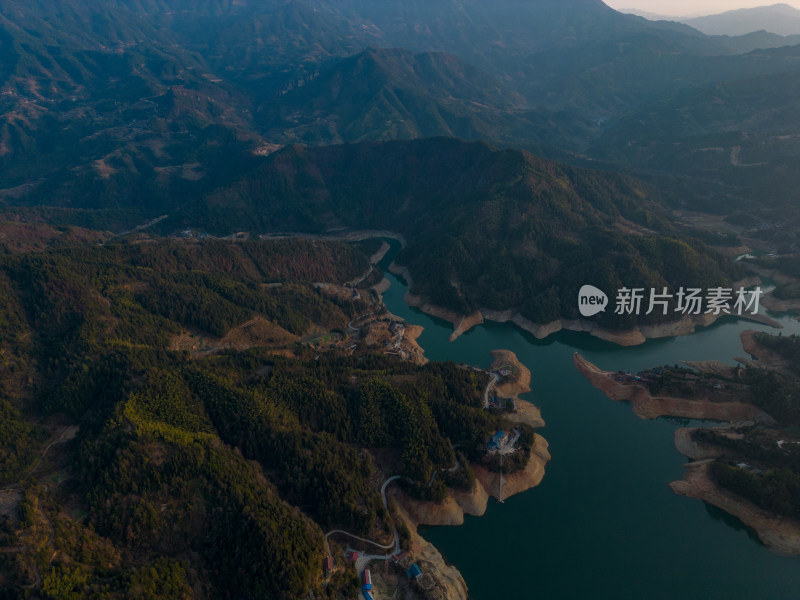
[[574, 332, 800, 556], [334, 349, 550, 600], [384, 349, 549, 600], [572, 353, 769, 422]]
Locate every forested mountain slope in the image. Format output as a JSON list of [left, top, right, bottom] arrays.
[[0, 238, 505, 598], [168, 138, 742, 328]]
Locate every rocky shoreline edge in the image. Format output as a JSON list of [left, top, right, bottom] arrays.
[[387, 350, 549, 599], [573, 348, 800, 556], [389, 262, 776, 346]]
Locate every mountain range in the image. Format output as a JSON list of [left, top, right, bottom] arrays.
[[621, 3, 800, 37], [3, 2, 800, 597], [164, 137, 741, 326], [682, 4, 800, 37], [3, 1, 800, 223]]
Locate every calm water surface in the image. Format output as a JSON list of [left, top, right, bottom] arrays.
[[378, 248, 800, 600]]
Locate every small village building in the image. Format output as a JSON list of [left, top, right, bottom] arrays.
[[489, 430, 505, 449], [362, 569, 373, 591]]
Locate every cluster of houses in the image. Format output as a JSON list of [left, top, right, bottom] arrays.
[[383, 321, 410, 360], [175, 229, 205, 240], [359, 562, 427, 599], [385, 321, 405, 350], [333, 551, 431, 599]]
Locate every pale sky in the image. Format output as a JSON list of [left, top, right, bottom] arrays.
[[604, 1, 800, 18]]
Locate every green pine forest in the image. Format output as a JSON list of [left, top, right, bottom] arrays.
[[0, 238, 521, 599]]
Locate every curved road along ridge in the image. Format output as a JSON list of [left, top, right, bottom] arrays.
[[325, 475, 402, 578]]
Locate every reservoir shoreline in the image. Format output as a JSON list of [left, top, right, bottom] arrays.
[[388, 261, 777, 347], [301, 231, 800, 598], [574, 343, 800, 557], [386, 349, 550, 600]]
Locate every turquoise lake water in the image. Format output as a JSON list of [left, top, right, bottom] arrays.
[[377, 249, 800, 600]]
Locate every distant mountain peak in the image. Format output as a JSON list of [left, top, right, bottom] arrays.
[[681, 3, 800, 36]]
